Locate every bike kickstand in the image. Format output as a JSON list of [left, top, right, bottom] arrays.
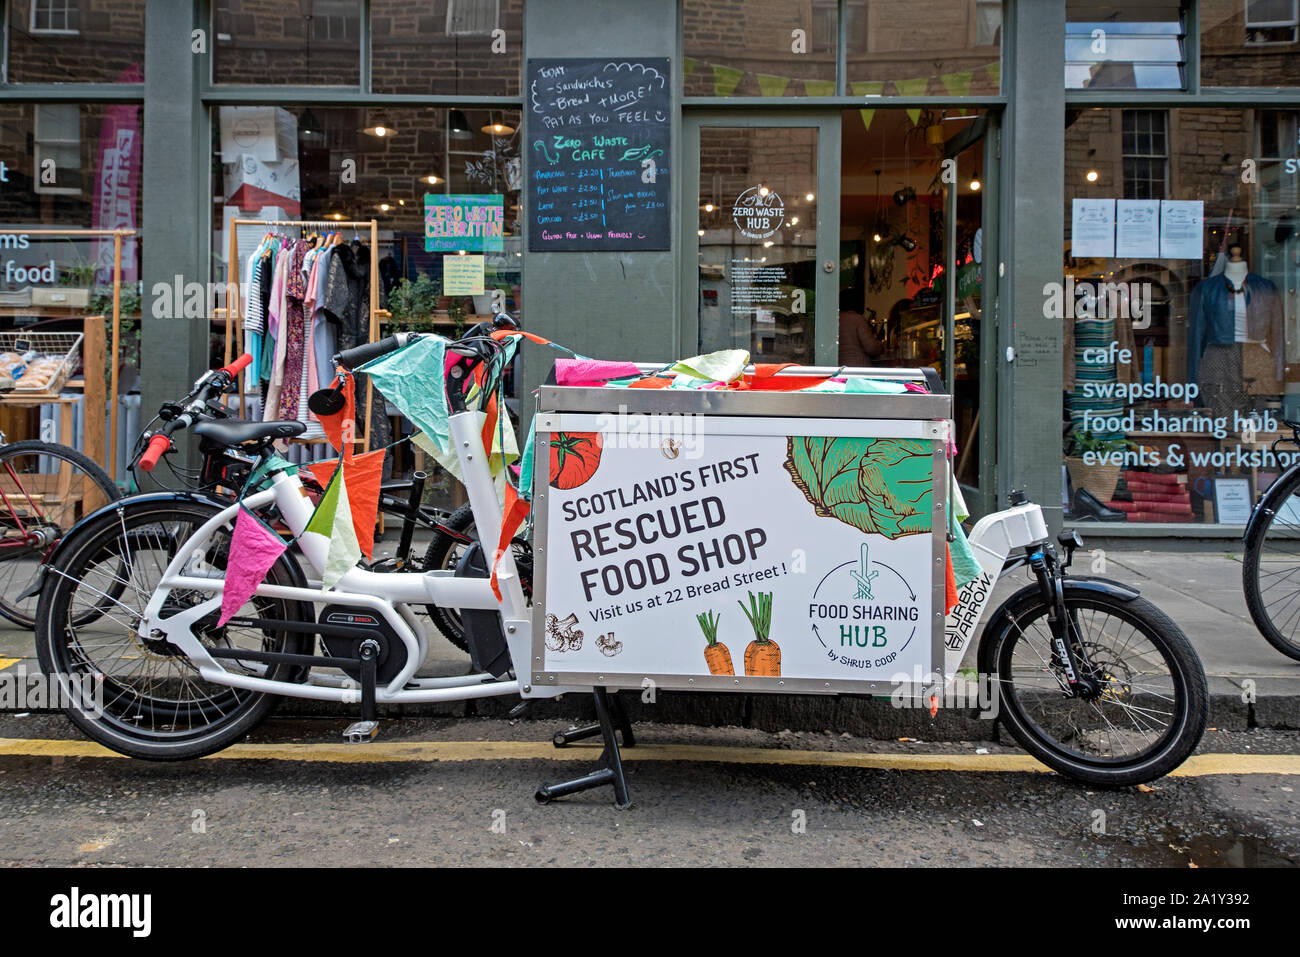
[[536, 687, 632, 809], [551, 690, 635, 749]]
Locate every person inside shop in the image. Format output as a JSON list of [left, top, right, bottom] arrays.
[[838, 287, 883, 367]]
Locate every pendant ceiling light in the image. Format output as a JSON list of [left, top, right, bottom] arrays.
[[481, 113, 516, 136], [448, 109, 473, 140], [363, 113, 397, 138]]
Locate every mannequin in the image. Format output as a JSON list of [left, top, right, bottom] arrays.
[[1187, 243, 1283, 418]]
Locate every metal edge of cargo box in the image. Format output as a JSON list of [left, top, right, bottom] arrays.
[[528, 363, 953, 699]]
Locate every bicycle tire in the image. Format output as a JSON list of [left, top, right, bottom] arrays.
[[1242, 465, 1300, 662], [978, 584, 1208, 787], [0, 439, 121, 628], [36, 497, 311, 760]]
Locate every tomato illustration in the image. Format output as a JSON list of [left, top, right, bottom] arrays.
[[549, 431, 603, 489]]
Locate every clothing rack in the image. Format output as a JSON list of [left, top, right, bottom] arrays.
[[225, 218, 381, 451]]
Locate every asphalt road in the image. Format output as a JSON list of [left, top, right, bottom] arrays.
[[0, 714, 1295, 867]]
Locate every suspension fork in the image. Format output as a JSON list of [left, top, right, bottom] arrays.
[[1025, 544, 1098, 697]]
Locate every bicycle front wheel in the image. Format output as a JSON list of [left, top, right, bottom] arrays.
[[0, 439, 120, 628], [1243, 467, 1300, 661], [979, 585, 1208, 787]]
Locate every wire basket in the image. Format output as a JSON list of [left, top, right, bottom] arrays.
[[0, 331, 84, 395]]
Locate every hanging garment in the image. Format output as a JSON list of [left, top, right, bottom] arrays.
[[1198, 343, 1246, 421], [275, 239, 311, 422], [262, 247, 291, 418], [1187, 273, 1283, 384]]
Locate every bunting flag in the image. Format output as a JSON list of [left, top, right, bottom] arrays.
[[802, 78, 835, 97], [319, 369, 356, 455], [359, 335, 450, 454], [756, 72, 791, 97], [304, 465, 363, 589], [307, 447, 386, 560], [894, 76, 930, 126], [711, 63, 743, 96], [683, 57, 697, 78], [218, 506, 287, 626], [939, 70, 973, 98], [851, 80, 884, 131], [986, 61, 1000, 89]]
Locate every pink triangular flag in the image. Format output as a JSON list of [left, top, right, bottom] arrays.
[[218, 507, 288, 626]]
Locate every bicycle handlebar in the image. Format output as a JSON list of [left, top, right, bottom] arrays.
[[221, 353, 254, 378], [138, 434, 172, 472], [336, 333, 421, 371]]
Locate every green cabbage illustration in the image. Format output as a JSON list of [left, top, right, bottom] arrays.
[[783, 436, 933, 539]]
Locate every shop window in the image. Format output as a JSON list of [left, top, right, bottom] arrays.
[[4, 0, 144, 83], [1121, 110, 1168, 200], [33, 104, 82, 195], [212, 0, 362, 86], [843, 0, 1001, 97], [1065, 2, 1186, 90], [211, 104, 523, 332], [1201, 0, 1300, 86], [0, 101, 144, 339], [369, 0, 521, 95], [29, 0, 76, 33], [1062, 108, 1300, 528], [684, 0, 837, 97]]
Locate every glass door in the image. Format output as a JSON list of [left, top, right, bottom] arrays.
[[683, 114, 840, 365]]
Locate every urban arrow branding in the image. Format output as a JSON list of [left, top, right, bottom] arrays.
[[49, 887, 151, 937]]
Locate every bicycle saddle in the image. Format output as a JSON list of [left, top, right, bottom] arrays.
[[193, 418, 306, 447]]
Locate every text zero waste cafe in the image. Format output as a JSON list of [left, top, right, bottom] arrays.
[[2, 0, 1300, 536]]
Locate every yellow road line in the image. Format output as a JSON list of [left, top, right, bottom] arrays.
[[0, 658, 20, 672], [0, 737, 1296, 776]]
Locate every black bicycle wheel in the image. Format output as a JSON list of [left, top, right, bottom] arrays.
[[35, 498, 310, 760], [978, 584, 1208, 787], [0, 439, 121, 628], [423, 502, 532, 653], [1243, 467, 1300, 661]]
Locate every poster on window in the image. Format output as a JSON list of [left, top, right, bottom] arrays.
[[1071, 198, 1116, 258]]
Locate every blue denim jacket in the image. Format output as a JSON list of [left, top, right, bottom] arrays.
[[1187, 274, 1282, 382]]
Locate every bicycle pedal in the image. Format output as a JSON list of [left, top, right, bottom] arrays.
[[342, 720, 380, 743]]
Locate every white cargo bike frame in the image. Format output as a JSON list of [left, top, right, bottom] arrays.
[[135, 362, 1050, 801]]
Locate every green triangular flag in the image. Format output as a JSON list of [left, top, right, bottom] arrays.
[[711, 63, 743, 96], [756, 72, 790, 97], [850, 80, 884, 98], [803, 78, 835, 96], [894, 76, 929, 126], [683, 57, 698, 78], [939, 70, 972, 98], [859, 109, 877, 131], [305, 464, 343, 537], [986, 61, 1001, 90]]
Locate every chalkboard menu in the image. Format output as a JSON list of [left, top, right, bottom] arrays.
[[527, 58, 671, 252]]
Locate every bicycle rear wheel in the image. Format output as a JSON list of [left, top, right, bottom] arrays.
[[1243, 467, 1300, 661], [0, 439, 120, 628], [36, 498, 311, 760]]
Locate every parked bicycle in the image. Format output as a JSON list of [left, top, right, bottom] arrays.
[[1242, 418, 1300, 661], [122, 333, 531, 652], [33, 325, 1207, 790], [0, 381, 121, 627]]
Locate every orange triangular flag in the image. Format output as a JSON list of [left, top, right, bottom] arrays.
[[319, 369, 356, 457], [307, 447, 386, 559]]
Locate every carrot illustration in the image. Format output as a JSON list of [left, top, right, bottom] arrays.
[[738, 591, 780, 677], [696, 610, 733, 675]]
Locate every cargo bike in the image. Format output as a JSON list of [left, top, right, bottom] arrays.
[[34, 323, 1208, 805]]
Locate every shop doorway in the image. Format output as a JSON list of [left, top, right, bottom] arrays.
[[684, 113, 841, 365], [838, 108, 999, 516]]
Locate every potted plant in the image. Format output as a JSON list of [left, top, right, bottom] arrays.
[[384, 274, 440, 333], [1066, 430, 1132, 502]]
